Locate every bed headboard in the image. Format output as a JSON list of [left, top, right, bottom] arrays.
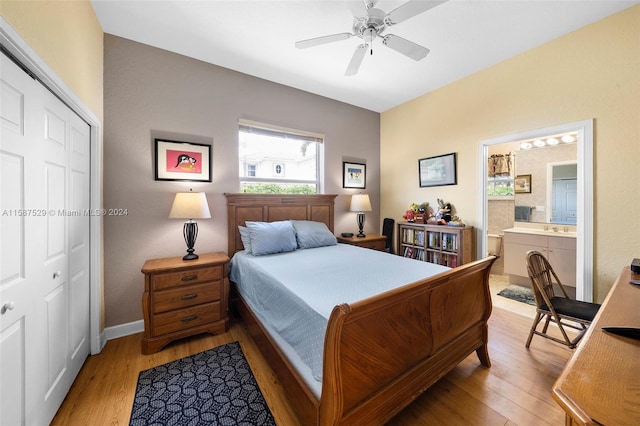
[[225, 193, 338, 255]]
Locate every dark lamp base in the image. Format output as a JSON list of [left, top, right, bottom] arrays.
[[182, 221, 200, 261]]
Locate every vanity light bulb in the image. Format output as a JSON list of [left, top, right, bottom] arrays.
[[533, 139, 546, 147], [546, 137, 559, 145], [561, 135, 575, 143], [520, 142, 532, 150]]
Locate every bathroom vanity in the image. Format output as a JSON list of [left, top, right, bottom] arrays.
[[503, 226, 576, 291]]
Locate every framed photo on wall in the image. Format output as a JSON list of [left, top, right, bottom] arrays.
[[155, 139, 212, 182], [343, 162, 366, 189], [419, 153, 457, 187], [514, 174, 532, 193]]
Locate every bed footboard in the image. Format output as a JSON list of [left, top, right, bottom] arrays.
[[319, 256, 496, 425]]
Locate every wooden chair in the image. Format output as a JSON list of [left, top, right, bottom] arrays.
[[382, 218, 394, 254], [525, 250, 600, 349]]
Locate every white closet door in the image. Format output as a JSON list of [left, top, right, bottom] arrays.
[[0, 53, 91, 425]]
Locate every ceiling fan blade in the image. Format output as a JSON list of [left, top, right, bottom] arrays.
[[385, 0, 448, 26], [383, 34, 430, 61], [345, 44, 368, 76], [295, 33, 352, 49]]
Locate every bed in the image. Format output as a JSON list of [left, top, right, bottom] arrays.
[[225, 193, 496, 425]]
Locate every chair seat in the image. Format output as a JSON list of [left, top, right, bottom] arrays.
[[541, 297, 601, 322]]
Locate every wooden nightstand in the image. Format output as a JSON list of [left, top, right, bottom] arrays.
[[337, 234, 387, 251], [141, 252, 230, 354]]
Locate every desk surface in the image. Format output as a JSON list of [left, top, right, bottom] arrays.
[[552, 266, 640, 425]]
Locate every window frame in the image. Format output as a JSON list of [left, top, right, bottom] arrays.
[[238, 119, 324, 193]]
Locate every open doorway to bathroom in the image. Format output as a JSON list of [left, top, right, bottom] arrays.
[[478, 120, 594, 303]]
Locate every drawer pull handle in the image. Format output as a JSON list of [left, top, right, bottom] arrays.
[[181, 315, 198, 323], [181, 274, 198, 282], [181, 294, 198, 300]]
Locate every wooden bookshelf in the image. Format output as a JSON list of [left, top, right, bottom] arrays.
[[397, 222, 474, 267]]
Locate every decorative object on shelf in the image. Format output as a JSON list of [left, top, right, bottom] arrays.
[[169, 189, 211, 260], [435, 198, 453, 224], [155, 139, 212, 182], [415, 202, 431, 223], [447, 216, 466, 227], [514, 174, 532, 193], [402, 202, 419, 222], [418, 152, 457, 187], [403, 202, 431, 223], [403, 209, 415, 222], [342, 161, 366, 189], [350, 193, 372, 238]]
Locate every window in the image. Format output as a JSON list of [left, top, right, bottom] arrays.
[[239, 119, 323, 194]]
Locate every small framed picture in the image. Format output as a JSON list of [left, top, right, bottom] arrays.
[[155, 139, 212, 182], [514, 174, 532, 193], [343, 162, 366, 189], [419, 153, 457, 187]]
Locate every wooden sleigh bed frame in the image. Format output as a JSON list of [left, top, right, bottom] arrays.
[[225, 193, 496, 425]]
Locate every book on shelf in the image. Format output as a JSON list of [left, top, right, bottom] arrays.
[[442, 233, 458, 252]]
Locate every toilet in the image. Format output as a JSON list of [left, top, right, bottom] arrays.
[[487, 233, 503, 257]]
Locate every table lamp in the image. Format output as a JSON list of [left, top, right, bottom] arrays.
[[169, 190, 211, 260], [350, 194, 372, 238]]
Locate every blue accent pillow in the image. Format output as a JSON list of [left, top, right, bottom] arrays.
[[245, 221, 297, 256], [238, 226, 252, 252], [291, 220, 337, 249]]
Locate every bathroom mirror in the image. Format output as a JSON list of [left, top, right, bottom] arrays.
[[513, 136, 577, 224]]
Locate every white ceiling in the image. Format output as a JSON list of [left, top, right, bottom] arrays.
[[91, 0, 637, 112]]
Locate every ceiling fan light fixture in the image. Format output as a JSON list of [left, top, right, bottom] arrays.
[[294, 0, 448, 75]]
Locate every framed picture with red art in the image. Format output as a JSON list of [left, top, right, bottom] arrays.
[[155, 139, 212, 182]]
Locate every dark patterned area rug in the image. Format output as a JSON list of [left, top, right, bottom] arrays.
[[497, 284, 536, 306], [130, 341, 276, 426]]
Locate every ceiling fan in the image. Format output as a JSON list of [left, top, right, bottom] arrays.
[[295, 0, 448, 76]]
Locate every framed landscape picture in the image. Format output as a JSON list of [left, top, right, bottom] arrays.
[[419, 153, 457, 187], [343, 162, 366, 189], [155, 139, 212, 182]]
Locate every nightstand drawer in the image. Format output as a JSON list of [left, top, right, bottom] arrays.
[[153, 282, 221, 314], [152, 266, 222, 291], [152, 302, 221, 335], [359, 240, 386, 251]]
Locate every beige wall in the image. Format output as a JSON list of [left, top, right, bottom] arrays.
[[381, 5, 640, 302], [103, 35, 380, 327], [0, 0, 103, 121]]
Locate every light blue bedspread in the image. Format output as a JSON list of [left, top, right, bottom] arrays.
[[229, 244, 449, 382]]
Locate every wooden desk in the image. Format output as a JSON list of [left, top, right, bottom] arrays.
[[552, 266, 640, 425]]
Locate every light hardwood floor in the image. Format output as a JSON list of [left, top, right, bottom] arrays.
[[52, 298, 574, 426]]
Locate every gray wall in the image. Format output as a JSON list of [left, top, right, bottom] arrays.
[[103, 35, 380, 327]]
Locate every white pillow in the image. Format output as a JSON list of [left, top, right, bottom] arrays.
[[290, 220, 337, 249], [245, 220, 297, 256]]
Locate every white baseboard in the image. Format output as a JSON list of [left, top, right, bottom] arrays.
[[104, 320, 144, 341]]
